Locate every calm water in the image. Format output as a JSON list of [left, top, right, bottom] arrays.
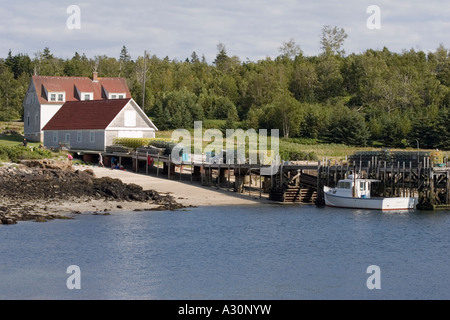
[[1, 204, 450, 300]]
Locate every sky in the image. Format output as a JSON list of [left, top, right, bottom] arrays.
[[1, 0, 449, 62]]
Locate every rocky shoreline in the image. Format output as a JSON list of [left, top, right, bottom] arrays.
[[0, 160, 189, 224]]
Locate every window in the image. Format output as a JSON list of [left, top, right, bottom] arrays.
[[77, 132, 82, 143], [360, 182, 366, 191], [90, 131, 95, 143], [338, 181, 351, 189], [58, 94, 64, 102], [53, 132, 58, 143], [26, 114, 30, 127], [65, 133, 70, 142], [35, 114, 39, 125], [81, 92, 93, 101], [50, 94, 56, 102], [109, 93, 126, 99]]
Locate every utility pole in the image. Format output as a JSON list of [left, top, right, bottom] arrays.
[[142, 50, 148, 110]]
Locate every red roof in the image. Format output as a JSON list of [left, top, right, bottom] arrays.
[[42, 98, 132, 130], [100, 78, 130, 94], [32, 75, 131, 104]]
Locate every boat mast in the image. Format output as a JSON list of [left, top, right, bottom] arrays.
[[352, 168, 356, 197]]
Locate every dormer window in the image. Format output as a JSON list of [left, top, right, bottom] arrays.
[[49, 92, 65, 102], [81, 92, 94, 101], [109, 93, 126, 99]]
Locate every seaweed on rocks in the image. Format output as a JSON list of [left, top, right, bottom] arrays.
[[0, 160, 187, 224]]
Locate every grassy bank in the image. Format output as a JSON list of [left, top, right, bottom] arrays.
[[0, 133, 56, 163], [1, 121, 446, 163], [155, 129, 449, 162]]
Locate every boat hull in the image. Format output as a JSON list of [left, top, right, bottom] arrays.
[[324, 188, 417, 211]]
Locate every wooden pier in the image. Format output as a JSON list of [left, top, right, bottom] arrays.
[[313, 160, 450, 210], [76, 148, 450, 210]]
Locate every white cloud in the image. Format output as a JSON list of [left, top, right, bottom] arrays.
[[0, 0, 449, 61]]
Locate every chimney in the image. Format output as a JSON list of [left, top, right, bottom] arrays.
[[92, 71, 98, 82]]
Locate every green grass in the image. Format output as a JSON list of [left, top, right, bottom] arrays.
[[0, 121, 24, 134], [156, 129, 448, 162], [0, 145, 53, 163], [157, 129, 366, 159], [0, 133, 56, 163], [0, 134, 41, 148]]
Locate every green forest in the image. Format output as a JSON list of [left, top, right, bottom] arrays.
[[1, 26, 449, 150]]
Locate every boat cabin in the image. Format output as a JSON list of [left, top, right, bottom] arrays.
[[333, 174, 378, 199]]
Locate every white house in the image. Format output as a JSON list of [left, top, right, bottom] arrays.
[[42, 98, 158, 151], [23, 72, 131, 142]]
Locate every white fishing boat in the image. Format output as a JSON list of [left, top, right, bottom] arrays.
[[323, 174, 417, 211]]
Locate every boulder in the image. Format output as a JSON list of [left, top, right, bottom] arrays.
[[1, 217, 17, 225]]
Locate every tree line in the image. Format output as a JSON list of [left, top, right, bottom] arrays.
[[0, 26, 449, 150]]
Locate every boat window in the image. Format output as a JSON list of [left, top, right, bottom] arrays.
[[338, 181, 352, 189], [360, 182, 366, 191]]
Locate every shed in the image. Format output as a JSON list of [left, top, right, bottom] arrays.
[[42, 98, 157, 151]]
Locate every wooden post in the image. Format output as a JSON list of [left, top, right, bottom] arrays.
[[259, 163, 262, 198], [217, 163, 222, 190], [391, 163, 394, 197], [238, 163, 242, 193], [156, 154, 160, 177], [447, 171, 450, 205], [228, 163, 231, 191], [376, 161, 380, 180], [280, 162, 284, 189], [191, 159, 193, 184], [345, 162, 349, 178], [316, 164, 323, 205], [135, 151, 138, 173], [417, 162, 421, 201], [334, 162, 337, 186], [396, 161, 400, 197], [248, 167, 251, 196], [201, 163, 204, 185], [409, 161, 412, 197], [209, 163, 212, 187], [168, 155, 171, 180], [271, 164, 274, 189], [403, 161, 406, 197], [430, 168, 435, 206], [326, 162, 330, 187]]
